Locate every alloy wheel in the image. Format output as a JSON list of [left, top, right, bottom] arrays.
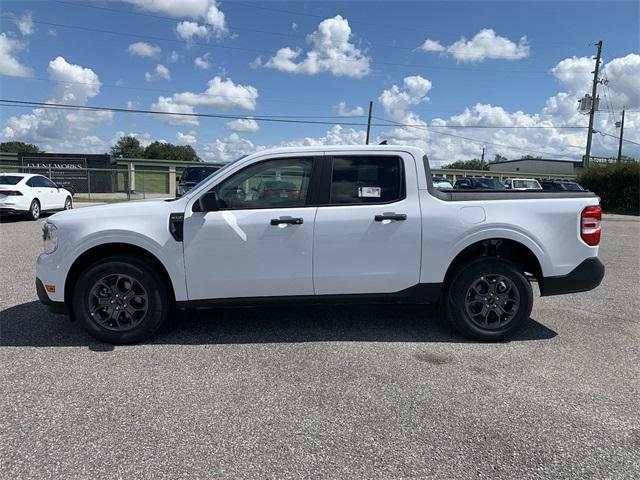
[[464, 274, 520, 330], [88, 274, 149, 331]]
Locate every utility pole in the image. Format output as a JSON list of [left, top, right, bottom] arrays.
[[617, 107, 625, 162], [365, 100, 373, 145], [584, 40, 603, 169], [480, 146, 485, 170]]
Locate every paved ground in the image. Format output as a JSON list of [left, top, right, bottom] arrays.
[[1, 213, 638, 479]]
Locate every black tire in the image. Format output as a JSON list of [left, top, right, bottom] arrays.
[[64, 196, 73, 210], [71, 255, 169, 344], [446, 257, 533, 341], [27, 199, 40, 220]]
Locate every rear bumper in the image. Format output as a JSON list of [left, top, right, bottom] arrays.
[[36, 278, 68, 314], [0, 207, 27, 214], [540, 257, 605, 297]]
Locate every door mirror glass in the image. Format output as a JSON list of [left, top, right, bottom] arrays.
[[196, 191, 220, 212]]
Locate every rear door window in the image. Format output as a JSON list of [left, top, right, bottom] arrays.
[[328, 156, 404, 205]]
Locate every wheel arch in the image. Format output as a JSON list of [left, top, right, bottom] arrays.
[[64, 242, 176, 316], [443, 238, 544, 293]]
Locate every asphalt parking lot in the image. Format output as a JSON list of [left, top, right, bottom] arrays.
[[1, 212, 638, 479]]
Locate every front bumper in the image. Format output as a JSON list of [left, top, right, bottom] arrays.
[[540, 257, 605, 296], [36, 278, 68, 314]]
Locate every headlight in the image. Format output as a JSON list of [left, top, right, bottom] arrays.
[[42, 222, 58, 254]]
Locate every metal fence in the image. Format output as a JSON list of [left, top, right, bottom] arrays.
[[0, 164, 174, 201]]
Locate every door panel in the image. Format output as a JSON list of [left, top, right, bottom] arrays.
[[313, 153, 422, 295], [183, 155, 319, 300], [183, 207, 316, 300]]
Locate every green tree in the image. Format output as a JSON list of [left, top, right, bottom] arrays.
[[143, 141, 200, 162], [110, 136, 145, 158], [442, 158, 488, 170], [0, 141, 42, 153], [493, 154, 508, 163]]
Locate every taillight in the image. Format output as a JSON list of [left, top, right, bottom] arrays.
[[581, 206, 602, 246], [0, 190, 23, 196]]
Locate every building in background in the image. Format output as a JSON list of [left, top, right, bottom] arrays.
[[488, 158, 583, 176]]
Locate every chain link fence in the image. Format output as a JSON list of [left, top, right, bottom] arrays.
[[0, 164, 175, 201]]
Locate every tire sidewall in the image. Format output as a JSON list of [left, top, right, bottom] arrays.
[[64, 196, 72, 210], [29, 199, 40, 220], [447, 258, 533, 341], [72, 256, 168, 344]]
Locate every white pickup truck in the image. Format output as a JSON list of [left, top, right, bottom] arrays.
[[36, 146, 604, 344]]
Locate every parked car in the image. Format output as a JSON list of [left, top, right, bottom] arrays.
[[37, 146, 604, 344], [454, 177, 505, 190], [503, 178, 543, 190], [176, 166, 220, 197], [432, 176, 453, 190], [0, 173, 73, 220], [540, 179, 585, 192]]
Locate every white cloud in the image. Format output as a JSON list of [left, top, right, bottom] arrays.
[[202, 133, 256, 161], [176, 21, 209, 42], [16, 12, 34, 36], [418, 39, 444, 52], [194, 53, 212, 69], [378, 75, 432, 124], [291, 22, 298, 32], [168, 50, 179, 63], [1, 57, 112, 146], [176, 131, 197, 144], [127, 41, 162, 57], [334, 101, 365, 117], [418, 29, 530, 63], [145, 64, 171, 81], [172, 76, 259, 110], [0, 33, 33, 77], [373, 54, 640, 163], [150, 96, 198, 126], [226, 118, 259, 133], [155, 63, 171, 80], [205, 2, 227, 38], [263, 15, 370, 78], [124, 1, 228, 37]]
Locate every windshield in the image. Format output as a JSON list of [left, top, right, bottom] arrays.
[[513, 179, 541, 189], [474, 177, 503, 189], [0, 175, 23, 185], [559, 182, 584, 191], [180, 166, 220, 183]]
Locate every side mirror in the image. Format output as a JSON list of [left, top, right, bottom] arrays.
[[195, 191, 219, 212]]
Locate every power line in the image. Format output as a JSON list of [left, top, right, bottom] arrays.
[[0, 16, 555, 75], [596, 130, 640, 146], [0, 99, 588, 130], [373, 115, 586, 156], [224, 0, 592, 46], [53, 1, 564, 59]]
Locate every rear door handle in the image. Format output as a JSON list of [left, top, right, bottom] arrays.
[[375, 213, 407, 221], [270, 217, 303, 225]]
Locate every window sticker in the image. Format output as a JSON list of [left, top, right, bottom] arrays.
[[358, 186, 381, 198]]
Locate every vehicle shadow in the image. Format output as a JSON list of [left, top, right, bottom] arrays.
[[0, 301, 557, 350]]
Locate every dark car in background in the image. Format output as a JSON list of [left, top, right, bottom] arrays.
[[539, 179, 585, 192], [453, 177, 505, 190], [177, 166, 220, 197]]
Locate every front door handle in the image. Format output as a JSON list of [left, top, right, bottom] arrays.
[[270, 217, 303, 225], [375, 213, 407, 221]]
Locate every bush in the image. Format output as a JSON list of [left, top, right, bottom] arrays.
[[578, 162, 639, 215]]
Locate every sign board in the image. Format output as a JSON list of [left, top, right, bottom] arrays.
[[18, 153, 113, 193]]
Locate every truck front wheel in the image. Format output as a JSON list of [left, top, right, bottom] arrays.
[[446, 258, 533, 341], [72, 255, 169, 344]]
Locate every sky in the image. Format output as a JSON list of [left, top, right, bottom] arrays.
[[0, 0, 638, 166]]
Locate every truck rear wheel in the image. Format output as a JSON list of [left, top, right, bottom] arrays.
[[71, 255, 169, 344], [446, 258, 533, 341]]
